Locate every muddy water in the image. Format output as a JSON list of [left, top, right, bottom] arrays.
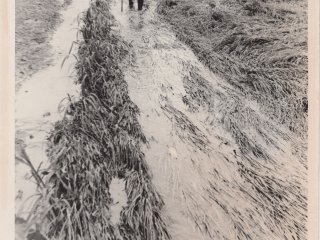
[[110, 178, 128, 225], [109, 177, 127, 239], [110, 1, 307, 239], [15, 0, 90, 220]]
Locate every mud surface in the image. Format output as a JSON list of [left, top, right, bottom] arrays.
[[110, 0, 307, 239], [15, 0, 64, 90], [15, 0, 89, 236], [15, 0, 307, 239]]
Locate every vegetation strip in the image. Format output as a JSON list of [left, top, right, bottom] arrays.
[[157, 0, 307, 137], [30, 0, 170, 239], [157, 1, 307, 238]]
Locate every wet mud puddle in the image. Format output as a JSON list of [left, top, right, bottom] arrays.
[[110, 0, 307, 239], [109, 177, 128, 237], [15, 0, 90, 220]]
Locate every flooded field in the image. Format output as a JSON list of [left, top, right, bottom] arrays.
[[14, 0, 308, 239], [110, 0, 307, 239], [15, 0, 88, 226]]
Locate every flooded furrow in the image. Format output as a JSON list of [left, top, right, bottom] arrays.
[[15, 0, 90, 220], [110, 0, 307, 239]]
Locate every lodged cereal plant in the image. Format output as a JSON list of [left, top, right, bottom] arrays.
[[34, 0, 171, 239], [158, 0, 308, 138]]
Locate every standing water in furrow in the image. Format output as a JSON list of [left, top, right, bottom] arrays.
[[15, 0, 89, 226], [21, 0, 170, 239], [110, 0, 307, 239]]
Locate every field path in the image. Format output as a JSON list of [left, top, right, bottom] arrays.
[[110, 0, 307, 239]]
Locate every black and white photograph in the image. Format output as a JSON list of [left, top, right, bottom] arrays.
[[0, 0, 318, 239]]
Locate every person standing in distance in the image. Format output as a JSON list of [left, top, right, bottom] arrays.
[[129, 0, 144, 10]]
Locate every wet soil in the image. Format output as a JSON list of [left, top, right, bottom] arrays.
[[157, 0, 308, 137], [15, 0, 307, 239], [15, 0, 89, 237], [110, 0, 307, 239], [15, 0, 66, 90]]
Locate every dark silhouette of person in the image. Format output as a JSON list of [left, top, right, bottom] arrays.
[[129, 0, 144, 10]]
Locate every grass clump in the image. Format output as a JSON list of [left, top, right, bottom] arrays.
[[28, 0, 170, 239], [179, 45, 307, 240], [158, 0, 308, 137]]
